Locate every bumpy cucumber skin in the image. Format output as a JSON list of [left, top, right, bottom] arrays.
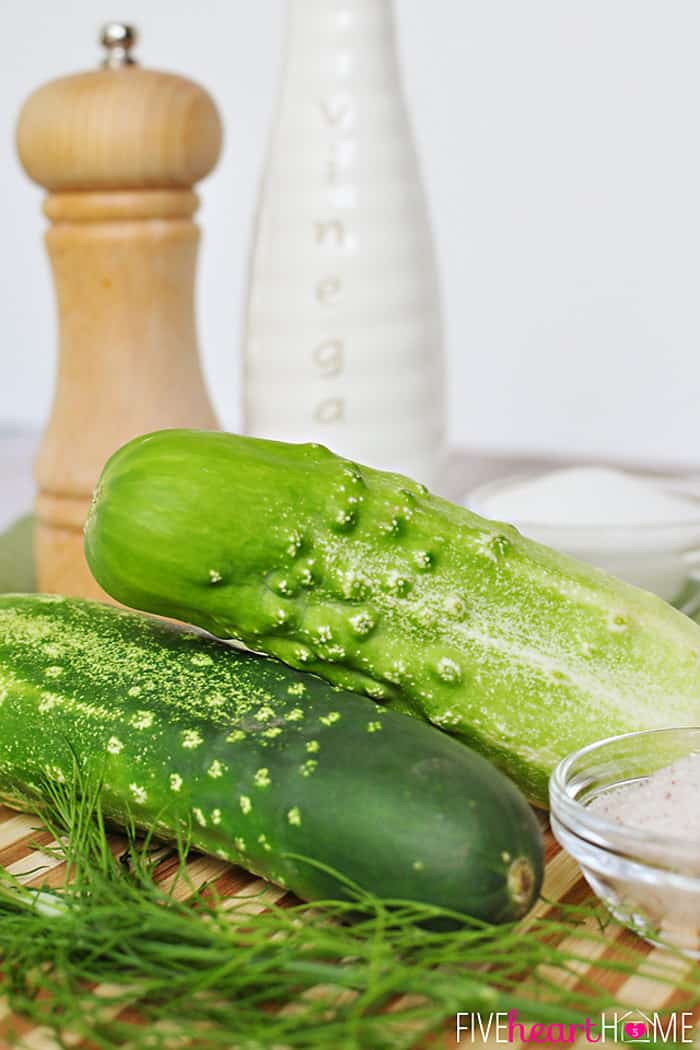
[[0, 594, 543, 922], [85, 430, 700, 804]]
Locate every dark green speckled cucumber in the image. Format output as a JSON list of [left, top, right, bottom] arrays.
[[85, 429, 700, 805], [0, 594, 543, 922]]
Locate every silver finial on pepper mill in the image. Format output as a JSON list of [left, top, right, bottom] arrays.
[[100, 23, 138, 68]]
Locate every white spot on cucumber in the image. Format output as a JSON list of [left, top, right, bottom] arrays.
[[211, 809, 222, 825], [301, 759, 318, 777], [324, 645, 346, 661], [367, 721, 382, 733], [436, 657, 462, 684], [39, 693, 60, 713], [476, 533, 512, 562], [431, 708, 463, 729], [306, 740, 320, 754], [193, 807, 207, 827], [287, 530, 303, 557], [349, 611, 375, 637], [286, 708, 304, 722], [319, 711, 340, 726], [346, 572, 372, 599], [169, 773, 183, 792], [234, 837, 246, 852], [445, 594, 467, 619], [207, 759, 225, 778], [130, 710, 154, 730], [334, 509, 356, 529], [181, 729, 203, 749], [226, 729, 246, 743], [411, 604, 436, 629], [386, 571, 411, 596], [240, 795, 252, 814], [254, 768, 271, 788], [209, 569, 223, 584], [608, 612, 629, 633], [287, 682, 306, 697], [129, 784, 147, 804], [380, 517, 402, 537], [343, 465, 364, 485], [263, 727, 282, 738], [107, 736, 123, 755], [491, 534, 512, 558], [287, 806, 301, 826], [128, 686, 142, 697], [385, 661, 406, 685], [190, 654, 214, 668]]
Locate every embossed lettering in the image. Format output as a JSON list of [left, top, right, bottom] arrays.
[[315, 220, 345, 246], [315, 277, 341, 305], [312, 339, 344, 377], [319, 98, 353, 128], [314, 397, 344, 423], [326, 145, 339, 185]]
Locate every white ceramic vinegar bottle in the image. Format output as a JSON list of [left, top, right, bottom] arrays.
[[243, 0, 445, 487]]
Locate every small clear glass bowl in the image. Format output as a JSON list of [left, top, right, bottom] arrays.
[[549, 727, 700, 957]]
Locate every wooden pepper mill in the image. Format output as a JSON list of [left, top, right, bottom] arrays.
[[16, 24, 221, 600]]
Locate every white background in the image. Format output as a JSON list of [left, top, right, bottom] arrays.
[[2, 0, 700, 469]]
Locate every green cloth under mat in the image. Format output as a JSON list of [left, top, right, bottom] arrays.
[[0, 514, 35, 594]]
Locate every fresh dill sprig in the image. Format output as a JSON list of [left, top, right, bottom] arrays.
[[0, 770, 697, 1050]]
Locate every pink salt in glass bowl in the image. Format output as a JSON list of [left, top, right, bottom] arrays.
[[549, 726, 700, 957]]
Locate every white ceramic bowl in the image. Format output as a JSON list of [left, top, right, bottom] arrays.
[[549, 727, 700, 957]]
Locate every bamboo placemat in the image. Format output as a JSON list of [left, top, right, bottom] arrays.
[[0, 803, 697, 1050]]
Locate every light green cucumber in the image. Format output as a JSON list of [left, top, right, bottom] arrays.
[[84, 429, 700, 804], [0, 594, 543, 922]]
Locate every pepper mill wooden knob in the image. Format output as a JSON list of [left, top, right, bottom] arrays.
[[17, 24, 222, 600]]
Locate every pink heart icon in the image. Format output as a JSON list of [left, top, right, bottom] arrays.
[[624, 1023, 648, 1040]]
